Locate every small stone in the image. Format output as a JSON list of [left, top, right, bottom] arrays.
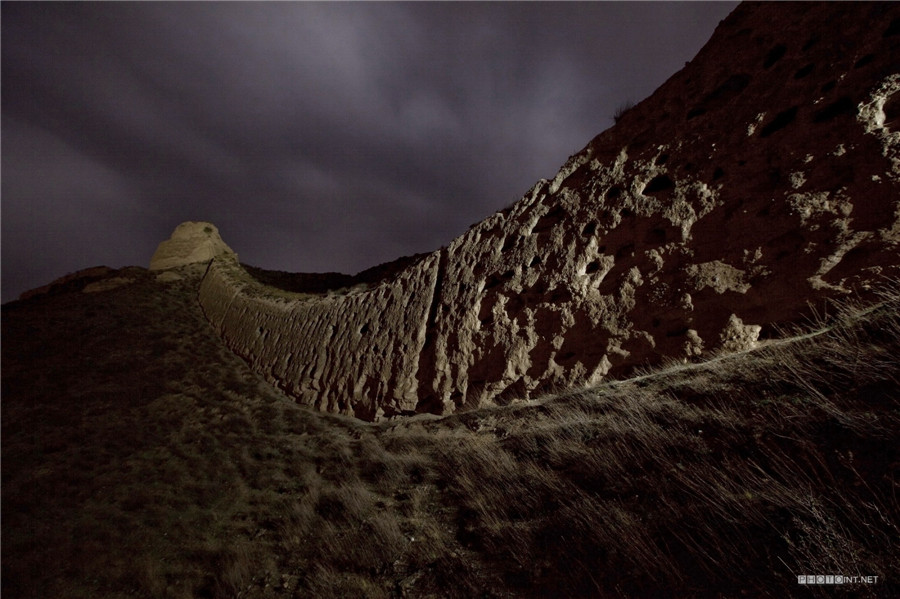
[[720, 315, 762, 353]]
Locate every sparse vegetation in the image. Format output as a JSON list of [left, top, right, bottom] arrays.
[[613, 100, 636, 123], [3, 272, 898, 597]]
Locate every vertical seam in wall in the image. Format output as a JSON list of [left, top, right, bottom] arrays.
[[198, 258, 240, 334], [196, 258, 218, 327], [424, 249, 448, 337], [413, 248, 448, 413], [201, 258, 214, 280]]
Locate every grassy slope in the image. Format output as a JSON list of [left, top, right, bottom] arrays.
[[2, 268, 898, 598]]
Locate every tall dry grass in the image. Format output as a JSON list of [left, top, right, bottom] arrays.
[[3, 270, 898, 598]]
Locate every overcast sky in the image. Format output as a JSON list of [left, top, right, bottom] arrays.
[[2, 1, 738, 302]]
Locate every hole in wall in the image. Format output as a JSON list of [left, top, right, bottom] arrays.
[[763, 44, 788, 68], [655, 153, 670, 165], [666, 327, 690, 338], [687, 107, 706, 120], [557, 351, 577, 364], [478, 298, 496, 325], [485, 274, 504, 290], [794, 63, 815, 79], [606, 186, 622, 200], [884, 94, 900, 130], [760, 106, 799, 137], [813, 96, 857, 123], [642, 174, 675, 194], [554, 287, 573, 303], [715, 74, 752, 96], [853, 54, 875, 69], [582, 221, 597, 236], [533, 206, 566, 234]]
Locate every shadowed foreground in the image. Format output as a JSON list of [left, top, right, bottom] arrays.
[[2, 268, 898, 598]]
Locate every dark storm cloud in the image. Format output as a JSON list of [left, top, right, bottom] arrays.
[[1, 1, 738, 302]]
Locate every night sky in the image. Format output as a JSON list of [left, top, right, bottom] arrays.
[[2, 1, 738, 303]]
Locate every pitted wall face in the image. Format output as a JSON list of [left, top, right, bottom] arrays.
[[194, 2, 900, 420]]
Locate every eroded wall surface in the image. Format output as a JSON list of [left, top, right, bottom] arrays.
[[197, 2, 900, 419], [199, 255, 440, 419]]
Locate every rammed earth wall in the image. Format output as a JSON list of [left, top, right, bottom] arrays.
[[197, 2, 900, 420], [199, 255, 441, 420]]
